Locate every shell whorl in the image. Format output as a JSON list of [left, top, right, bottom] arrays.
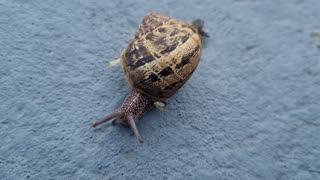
[[121, 13, 203, 101]]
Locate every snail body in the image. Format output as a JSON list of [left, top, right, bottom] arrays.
[[93, 12, 208, 143]]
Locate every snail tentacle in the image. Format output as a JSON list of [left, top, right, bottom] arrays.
[[127, 113, 144, 144], [92, 111, 123, 128]]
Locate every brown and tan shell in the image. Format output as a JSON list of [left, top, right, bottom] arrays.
[[120, 12, 203, 101]]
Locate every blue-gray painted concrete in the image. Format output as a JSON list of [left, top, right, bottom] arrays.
[[1, 0, 320, 179]]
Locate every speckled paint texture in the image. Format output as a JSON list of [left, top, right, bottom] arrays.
[[1, 0, 320, 179]]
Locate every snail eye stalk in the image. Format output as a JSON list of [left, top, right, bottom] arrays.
[[127, 113, 144, 144], [92, 112, 122, 128]]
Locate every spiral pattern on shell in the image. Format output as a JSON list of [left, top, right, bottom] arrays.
[[121, 12, 203, 101]]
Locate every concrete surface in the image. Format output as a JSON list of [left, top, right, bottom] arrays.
[[1, 0, 320, 179]]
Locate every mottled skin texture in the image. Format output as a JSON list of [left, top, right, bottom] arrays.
[[93, 12, 206, 143], [93, 91, 152, 143]]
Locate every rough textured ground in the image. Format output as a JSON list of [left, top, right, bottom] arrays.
[[1, 0, 320, 179]]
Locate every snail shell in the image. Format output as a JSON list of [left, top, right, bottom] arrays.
[[121, 12, 203, 101]]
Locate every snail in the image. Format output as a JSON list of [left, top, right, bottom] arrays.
[[92, 12, 208, 143]]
